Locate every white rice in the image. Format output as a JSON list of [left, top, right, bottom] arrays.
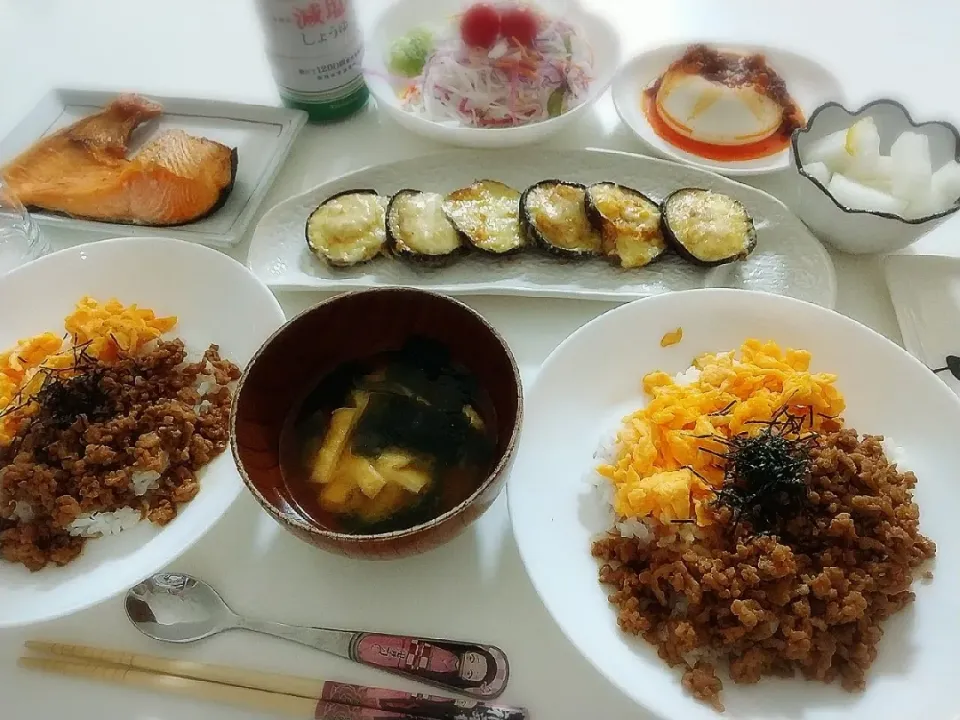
[[192, 366, 220, 413], [131, 470, 161, 496], [12, 500, 34, 522], [195, 372, 217, 397], [60, 355, 221, 539], [130, 450, 170, 497], [616, 516, 652, 542], [588, 425, 655, 542], [50, 467, 157, 537], [586, 361, 706, 542], [673, 366, 702, 386], [67, 507, 142, 538]]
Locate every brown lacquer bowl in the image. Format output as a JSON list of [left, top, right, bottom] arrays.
[[230, 288, 523, 559]]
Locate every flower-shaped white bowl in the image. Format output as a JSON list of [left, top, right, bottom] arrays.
[[365, 0, 621, 148], [791, 99, 960, 254]]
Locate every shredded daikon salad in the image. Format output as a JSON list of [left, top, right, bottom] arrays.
[[393, 9, 595, 128]]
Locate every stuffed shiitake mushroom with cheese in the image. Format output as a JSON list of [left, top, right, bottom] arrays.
[[305, 189, 388, 267], [386, 189, 465, 266], [660, 188, 757, 266], [585, 182, 667, 269], [520, 180, 602, 259], [443, 180, 525, 256]]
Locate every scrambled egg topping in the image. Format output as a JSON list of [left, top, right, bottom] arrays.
[[0, 297, 176, 445], [597, 339, 846, 527], [660, 327, 683, 347], [65, 297, 177, 361]]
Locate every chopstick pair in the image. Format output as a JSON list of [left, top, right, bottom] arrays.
[[20, 641, 528, 720]]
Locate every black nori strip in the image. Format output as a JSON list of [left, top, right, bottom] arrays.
[[711, 408, 816, 536], [0, 345, 115, 431]]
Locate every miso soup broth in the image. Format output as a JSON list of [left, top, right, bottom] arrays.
[[279, 337, 499, 534]]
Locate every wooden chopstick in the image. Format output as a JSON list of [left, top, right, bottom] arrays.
[[24, 640, 323, 699], [21, 641, 528, 720], [18, 656, 320, 718]]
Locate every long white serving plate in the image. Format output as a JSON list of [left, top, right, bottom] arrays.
[[0, 89, 307, 248], [247, 148, 837, 306]]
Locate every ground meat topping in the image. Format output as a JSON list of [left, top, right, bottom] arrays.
[[592, 428, 936, 711], [0, 340, 239, 571]]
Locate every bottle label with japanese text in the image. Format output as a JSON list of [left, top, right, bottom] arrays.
[[256, 0, 366, 106]]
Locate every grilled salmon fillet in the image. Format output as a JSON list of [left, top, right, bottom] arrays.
[[1, 94, 237, 226]]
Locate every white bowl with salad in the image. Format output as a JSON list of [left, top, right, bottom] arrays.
[[367, 0, 620, 148]]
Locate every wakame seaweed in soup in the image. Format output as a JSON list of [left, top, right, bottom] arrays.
[[279, 337, 497, 534]]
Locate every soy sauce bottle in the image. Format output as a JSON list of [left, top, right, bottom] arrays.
[[255, 0, 369, 123]]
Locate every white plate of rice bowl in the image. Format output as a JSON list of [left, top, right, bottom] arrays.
[[0, 236, 285, 627], [508, 288, 958, 719]]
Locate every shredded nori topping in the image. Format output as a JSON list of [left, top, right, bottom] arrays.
[[709, 408, 816, 536], [0, 342, 115, 433], [34, 369, 113, 432]]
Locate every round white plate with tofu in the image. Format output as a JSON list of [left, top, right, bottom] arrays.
[[613, 43, 845, 177]]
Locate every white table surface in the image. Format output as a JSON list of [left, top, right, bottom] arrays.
[[3, 1, 960, 718]]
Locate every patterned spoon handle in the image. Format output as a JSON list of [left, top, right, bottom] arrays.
[[237, 619, 510, 700]]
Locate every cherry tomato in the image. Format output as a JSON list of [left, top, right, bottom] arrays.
[[460, 3, 501, 49], [500, 6, 539, 47]]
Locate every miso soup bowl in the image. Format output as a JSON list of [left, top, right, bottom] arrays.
[[231, 288, 523, 560]]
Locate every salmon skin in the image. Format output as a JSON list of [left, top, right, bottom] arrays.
[[1, 94, 238, 227]]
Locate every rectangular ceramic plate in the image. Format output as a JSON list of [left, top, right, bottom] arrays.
[[884, 254, 960, 391], [247, 148, 837, 305], [0, 89, 307, 248]]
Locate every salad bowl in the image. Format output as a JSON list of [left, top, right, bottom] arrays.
[[365, 0, 621, 148]]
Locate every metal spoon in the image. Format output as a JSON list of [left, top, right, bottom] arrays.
[[124, 572, 509, 699]]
